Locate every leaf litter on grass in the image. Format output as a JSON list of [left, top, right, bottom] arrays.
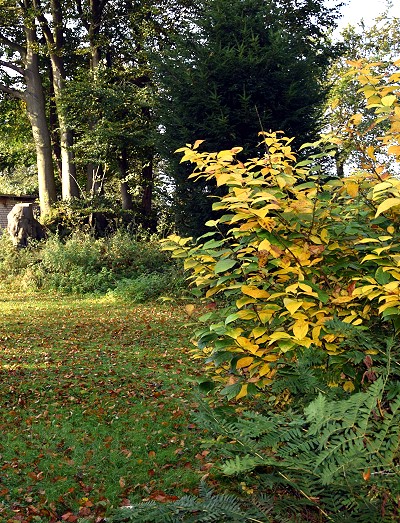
[[0, 294, 208, 522]]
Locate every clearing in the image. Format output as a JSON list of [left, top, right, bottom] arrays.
[[0, 293, 207, 522]]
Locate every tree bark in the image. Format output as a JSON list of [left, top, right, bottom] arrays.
[[24, 24, 57, 215], [141, 156, 153, 218], [118, 149, 133, 210], [34, 0, 80, 200]]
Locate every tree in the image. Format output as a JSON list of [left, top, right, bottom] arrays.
[[326, 12, 400, 176], [156, 0, 342, 235], [0, 0, 57, 214]]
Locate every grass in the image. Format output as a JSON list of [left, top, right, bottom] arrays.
[[0, 293, 209, 522]]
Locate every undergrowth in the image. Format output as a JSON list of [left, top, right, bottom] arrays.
[[0, 230, 185, 299]]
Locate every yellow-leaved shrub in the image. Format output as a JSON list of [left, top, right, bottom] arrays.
[[163, 59, 400, 400]]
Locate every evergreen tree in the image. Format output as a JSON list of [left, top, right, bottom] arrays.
[[157, 0, 342, 235]]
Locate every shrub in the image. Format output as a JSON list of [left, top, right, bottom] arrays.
[[115, 59, 400, 522], [0, 233, 40, 290], [162, 59, 400, 401], [0, 229, 185, 297], [108, 269, 186, 303]]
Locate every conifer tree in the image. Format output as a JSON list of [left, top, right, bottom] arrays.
[[157, 0, 342, 235]]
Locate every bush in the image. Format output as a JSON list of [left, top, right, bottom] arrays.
[[0, 233, 40, 290], [0, 229, 185, 297], [162, 59, 400, 400], [120, 59, 400, 523], [108, 269, 186, 303]]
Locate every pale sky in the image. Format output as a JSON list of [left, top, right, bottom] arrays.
[[335, 0, 400, 34]]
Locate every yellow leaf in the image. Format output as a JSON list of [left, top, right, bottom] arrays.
[[263, 354, 279, 361], [292, 320, 309, 340], [326, 343, 340, 354], [225, 328, 244, 339], [193, 139, 205, 149], [236, 357, 254, 369], [330, 98, 339, 109], [283, 298, 303, 315], [241, 285, 269, 299], [259, 363, 271, 376], [215, 171, 236, 186], [269, 331, 292, 342], [298, 283, 313, 294], [367, 145, 376, 160], [384, 281, 400, 291], [320, 229, 329, 244], [236, 383, 248, 400], [381, 95, 397, 106], [206, 286, 223, 298], [276, 175, 287, 188], [258, 239, 271, 251], [345, 181, 359, 197], [331, 296, 354, 304], [388, 145, 400, 156], [252, 327, 268, 339], [343, 381, 355, 393], [258, 310, 273, 323], [237, 337, 259, 354], [217, 150, 234, 161], [350, 113, 362, 125], [231, 146, 243, 155], [236, 310, 258, 320], [185, 304, 195, 317], [236, 295, 256, 308]]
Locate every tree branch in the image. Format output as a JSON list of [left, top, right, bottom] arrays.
[[75, 0, 90, 31], [0, 35, 26, 57], [33, 0, 55, 46], [0, 83, 26, 101], [0, 60, 24, 76]]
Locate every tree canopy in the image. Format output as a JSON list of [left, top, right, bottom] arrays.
[[156, 0, 343, 235]]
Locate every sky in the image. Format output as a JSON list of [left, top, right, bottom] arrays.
[[334, 0, 400, 35]]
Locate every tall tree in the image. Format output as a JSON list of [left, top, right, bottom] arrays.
[[157, 0, 342, 235], [33, 0, 80, 199], [0, 0, 57, 214]]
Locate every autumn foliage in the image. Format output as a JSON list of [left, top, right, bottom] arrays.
[[163, 59, 400, 400]]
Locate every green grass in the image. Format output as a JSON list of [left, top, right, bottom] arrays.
[[0, 293, 208, 522]]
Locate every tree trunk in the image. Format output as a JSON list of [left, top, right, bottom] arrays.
[[24, 25, 57, 215], [49, 71, 62, 178], [141, 159, 153, 218], [118, 149, 133, 210], [35, 0, 80, 200], [336, 155, 345, 178]]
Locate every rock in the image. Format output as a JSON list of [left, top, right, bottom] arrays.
[[7, 203, 46, 247]]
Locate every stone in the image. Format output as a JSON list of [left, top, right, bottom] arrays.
[[7, 203, 45, 247]]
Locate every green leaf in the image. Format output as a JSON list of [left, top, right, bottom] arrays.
[[375, 267, 391, 285], [214, 259, 237, 273], [381, 307, 400, 318]]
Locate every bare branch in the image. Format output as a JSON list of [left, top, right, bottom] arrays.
[[0, 35, 25, 57], [0, 60, 24, 76], [33, 0, 55, 46], [0, 83, 26, 101], [75, 0, 90, 31]]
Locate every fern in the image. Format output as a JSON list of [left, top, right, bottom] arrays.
[[112, 482, 269, 522], [192, 379, 400, 522]]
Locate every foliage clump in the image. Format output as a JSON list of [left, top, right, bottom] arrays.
[[120, 58, 400, 523], [163, 59, 400, 402], [0, 229, 184, 299]]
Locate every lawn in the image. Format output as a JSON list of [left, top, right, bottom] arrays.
[[0, 293, 208, 522]]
